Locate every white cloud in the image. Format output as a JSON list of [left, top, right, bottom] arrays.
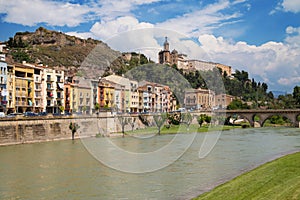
[[278, 77, 300, 85], [90, 16, 154, 40], [285, 26, 300, 46], [196, 32, 300, 91], [281, 0, 300, 13], [156, 0, 243, 37], [65, 31, 94, 39], [0, 0, 162, 27], [271, 0, 300, 14], [0, 0, 92, 26]]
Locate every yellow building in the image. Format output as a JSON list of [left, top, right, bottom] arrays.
[[6, 63, 34, 113], [98, 79, 115, 109], [70, 77, 79, 113]]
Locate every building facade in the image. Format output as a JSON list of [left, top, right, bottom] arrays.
[[44, 68, 64, 114], [185, 88, 215, 110], [215, 94, 235, 109], [0, 54, 7, 112], [77, 77, 92, 114]]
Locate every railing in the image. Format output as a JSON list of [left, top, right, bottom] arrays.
[[16, 101, 27, 106]]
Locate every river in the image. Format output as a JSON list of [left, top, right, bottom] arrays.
[[0, 127, 299, 200]]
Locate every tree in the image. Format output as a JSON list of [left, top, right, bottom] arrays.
[[69, 122, 80, 140], [94, 103, 100, 113], [118, 116, 129, 137], [293, 86, 300, 105], [197, 114, 206, 127], [128, 117, 136, 131], [204, 115, 212, 126], [59, 106, 64, 114], [227, 99, 250, 110], [181, 112, 193, 130], [153, 113, 167, 135], [82, 106, 87, 114]]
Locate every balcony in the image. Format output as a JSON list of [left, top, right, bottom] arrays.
[[56, 79, 63, 83], [47, 93, 54, 98], [46, 87, 54, 91], [35, 87, 42, 91], [46, 78, 54, 82]]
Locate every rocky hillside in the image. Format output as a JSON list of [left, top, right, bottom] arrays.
[[6, 27, 121, 78]]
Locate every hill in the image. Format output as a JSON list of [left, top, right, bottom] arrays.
[[6, 27, 121, 78]]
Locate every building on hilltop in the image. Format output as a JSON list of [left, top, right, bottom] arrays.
[[158, 37, 232, 76]]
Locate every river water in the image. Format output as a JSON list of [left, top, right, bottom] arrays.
[[0, 127, 300, 200]]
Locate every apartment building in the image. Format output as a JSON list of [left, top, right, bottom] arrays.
[[102, 75, 131, 113], [70, 77, 79, 113], [0, 54, 7, 112], [185, 88, 215, 110], [77, 77, 92, 114], [91, 79, 99, 113], [215, 93, 235, 109], [130, 80, 139, 112], [22, 63, 45, 112], [138, 81, 176, 113], [44, 68, 64, 114], [6, 63, 35, 113], [98, 78, 115, 110]]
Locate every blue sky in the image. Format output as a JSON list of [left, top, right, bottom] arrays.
[[0, 0, 300, 92]]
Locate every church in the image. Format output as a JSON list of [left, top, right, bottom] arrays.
[[158, 37, 232, 76]]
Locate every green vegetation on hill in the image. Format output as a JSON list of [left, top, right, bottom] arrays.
[[193, 151, 300, 200]]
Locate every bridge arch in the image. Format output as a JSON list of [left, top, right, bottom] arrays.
[[218, 109, 300, 127], [260, 113, 297, 127]]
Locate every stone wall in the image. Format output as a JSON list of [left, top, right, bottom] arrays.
[[0, 113, 149, 146], [0, 111, 211, 146]]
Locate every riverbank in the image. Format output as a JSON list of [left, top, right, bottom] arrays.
[[193, 151, 300, 200], [112, 124, 241, 137]]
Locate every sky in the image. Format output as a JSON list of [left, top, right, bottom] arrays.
[[0, 0, 300, 93]]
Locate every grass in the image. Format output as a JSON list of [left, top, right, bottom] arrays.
[[193, 151, 300, 200], [119, 124, 239, 136]]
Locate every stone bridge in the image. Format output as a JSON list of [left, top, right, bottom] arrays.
[[214, 109, 300, 127]]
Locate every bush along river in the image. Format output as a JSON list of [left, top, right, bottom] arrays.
[[0, 127, 299, 200]]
